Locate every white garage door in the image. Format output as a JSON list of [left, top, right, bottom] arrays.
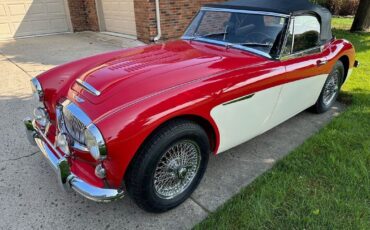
[[0, 0, 70, 39], [100, 0, 137, 36]]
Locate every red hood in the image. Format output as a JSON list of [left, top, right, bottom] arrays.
[[69, 40, 267, 119], [72, 40, 224, 104]]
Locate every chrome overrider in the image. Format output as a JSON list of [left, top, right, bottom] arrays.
[[24, 79, 124, 202], [24, 118, 124, 202]]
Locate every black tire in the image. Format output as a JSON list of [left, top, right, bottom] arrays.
[[312, 61, 344, 114], [125, 119, 210, 213]]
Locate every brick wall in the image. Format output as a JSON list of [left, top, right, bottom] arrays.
[[159, 0, 225, 40], [133, 0, 158, 42], [85, 0, 99, 31], [67, 0, 99, 32], [134, 0, 225, 43], [67, 0, 225, 43]]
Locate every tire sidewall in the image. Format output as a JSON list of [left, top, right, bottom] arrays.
[[316, 61, 344, 113], [140, 126, 209, 211]]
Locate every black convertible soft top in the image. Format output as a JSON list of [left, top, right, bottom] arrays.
[[204, 0, 333, 42]]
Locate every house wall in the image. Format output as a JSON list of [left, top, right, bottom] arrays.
[[67, 0, 225, 43], [134, 0, 225, 43], [133, 0, 158, 42], [67, 0, 99, 32]]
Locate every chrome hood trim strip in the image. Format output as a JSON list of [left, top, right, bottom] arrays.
[[76, 79, 101, 96]]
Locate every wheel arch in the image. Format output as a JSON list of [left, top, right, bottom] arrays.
[[144, 114, 218, 154], [123, 114, 219, 182], [338, 55, 350, 84], [176, 114, 218, 152]]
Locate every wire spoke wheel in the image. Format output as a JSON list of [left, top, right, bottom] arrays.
[[323, 71, 339, 106], [153, 140, 201, 200]]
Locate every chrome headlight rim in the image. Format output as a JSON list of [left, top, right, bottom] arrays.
[[33, 106, 49, 127], [31, 77, 44, 101], [57, 99, 107, 161], [84, 124, 107, 161]]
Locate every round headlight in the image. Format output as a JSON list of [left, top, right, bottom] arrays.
[[30, 78, 43, 101], [33, 107, 48, 127], [56, 133, 70, 155], [84, 125, 107, 161]]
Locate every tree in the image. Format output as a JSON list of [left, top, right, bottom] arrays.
[[351, 0, 370, 32]]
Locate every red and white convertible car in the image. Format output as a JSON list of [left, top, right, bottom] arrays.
[[25, 0, 358, 212]]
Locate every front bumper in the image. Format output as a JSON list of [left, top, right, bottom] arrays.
[[24, 118, 124, 202]]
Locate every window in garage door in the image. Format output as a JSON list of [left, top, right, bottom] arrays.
[[0, 0, 71, 39], [98, 0, 137, 37]]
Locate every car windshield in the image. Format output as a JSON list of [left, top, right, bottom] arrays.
[[183, 9, 288, 58]]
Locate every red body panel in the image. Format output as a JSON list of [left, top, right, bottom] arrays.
[[37, 38, 355, 188]]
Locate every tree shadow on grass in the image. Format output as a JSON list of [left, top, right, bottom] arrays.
[[332, 28, 370, 54]]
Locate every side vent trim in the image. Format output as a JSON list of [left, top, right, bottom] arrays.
[[223, 94, 255, 106]]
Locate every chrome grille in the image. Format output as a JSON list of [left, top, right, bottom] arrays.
[[61, 105, 86, 145]]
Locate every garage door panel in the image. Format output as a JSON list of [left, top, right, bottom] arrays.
[[0, 22, 11, 36], [101, 0, 137, 36], [47, 2, 65, 13], [15, 20, 48, 32], [8, 4, 27, 15], [0, 5, 6, 16], [0, 0, 70, 39], [25, 3, 45, 15], [50, 18, 68, 30]]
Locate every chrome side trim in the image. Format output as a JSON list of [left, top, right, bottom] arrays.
[[223, 94, 255, 106], [76, 79, 101, 96], [201, 7, 290, 18], [24, 117, 124, 202]]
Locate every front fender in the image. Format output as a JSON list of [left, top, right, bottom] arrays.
[[96, 81, 221, 188]]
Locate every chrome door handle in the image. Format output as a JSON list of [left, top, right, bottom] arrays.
[[317, 59, 328, 66]]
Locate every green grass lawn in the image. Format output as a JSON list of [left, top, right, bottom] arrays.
[[196, 18, 370, 229]]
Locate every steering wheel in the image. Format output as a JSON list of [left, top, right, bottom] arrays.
[[244, 32, 274, 44]]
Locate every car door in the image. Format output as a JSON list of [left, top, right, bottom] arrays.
[[211, 75, 283, 153], [263, 15, 331, 131], [210, 13, 287, 154]]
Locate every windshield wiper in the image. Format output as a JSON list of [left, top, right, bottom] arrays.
[[235, 42, 271, 47]]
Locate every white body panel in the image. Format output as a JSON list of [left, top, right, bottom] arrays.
[[212, 74, 328, 154], [261, 74, 328, 132], [211, 86, 282, 153], [99, 0, 137, 36], [0, 0, 70, 39]]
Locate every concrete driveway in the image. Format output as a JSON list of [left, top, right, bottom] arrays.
[[0, 32, 344, 229]]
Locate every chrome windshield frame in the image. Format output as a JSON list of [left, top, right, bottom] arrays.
[[182, 7, 290, 59], [199, 7, 290, 18]]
